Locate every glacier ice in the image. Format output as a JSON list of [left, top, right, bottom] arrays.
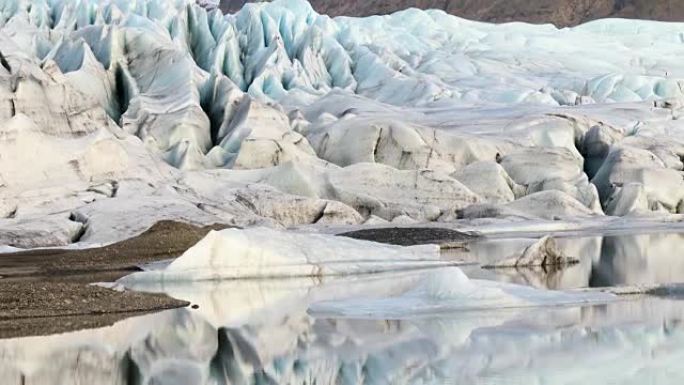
[[117, 226, 448, 282], [308, 267, 614, 317], [0, 0, 683, 245], [5, 1, 684, 381], [116, 228, 614, 316], [482, 235, 579, 268]]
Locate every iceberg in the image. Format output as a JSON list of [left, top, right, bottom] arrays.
[[117, 228, 614, 319], [117, 227, 449, 282], [308, 267, 615, 318]]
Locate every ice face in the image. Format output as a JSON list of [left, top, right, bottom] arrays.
[[6, 0, 684, 133]]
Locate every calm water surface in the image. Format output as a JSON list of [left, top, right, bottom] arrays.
[[2, 231, 684, 385]]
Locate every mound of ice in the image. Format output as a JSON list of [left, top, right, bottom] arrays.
[[118, 227, 448, 282], [308, 267, 615, 317], [407, 267, 479, 299]]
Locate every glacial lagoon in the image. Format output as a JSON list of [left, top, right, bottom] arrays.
[[2, 230, 683, 385]]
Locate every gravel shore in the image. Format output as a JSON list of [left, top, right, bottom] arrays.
[[0, 221, 228, 338]]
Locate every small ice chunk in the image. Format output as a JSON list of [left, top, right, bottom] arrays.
[[483, 236, 580, 268], [308, 267, 615, 318]]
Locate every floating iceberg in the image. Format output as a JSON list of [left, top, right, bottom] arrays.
[[117, 228, 614, 319], [117, 227, 449, 282], [308, 267, 615, 317]]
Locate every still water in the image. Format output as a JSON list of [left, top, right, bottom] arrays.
[[1, 231, 684, 385], [460, 231, 684, 289]]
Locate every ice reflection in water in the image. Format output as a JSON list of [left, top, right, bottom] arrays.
[[2, 269, 684, 385], [460, 231, 684, 290]]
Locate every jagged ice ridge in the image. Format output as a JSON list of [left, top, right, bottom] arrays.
[[0, 0, 683, 245]]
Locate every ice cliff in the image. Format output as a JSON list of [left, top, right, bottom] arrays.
[[1, 0, 684, 245]]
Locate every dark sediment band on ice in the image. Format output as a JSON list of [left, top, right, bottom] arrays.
[[337, 227, 476, 246]]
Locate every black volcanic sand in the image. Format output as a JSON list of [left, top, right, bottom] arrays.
[[0, 221, 229, 339], [338, 227, 475, 247]]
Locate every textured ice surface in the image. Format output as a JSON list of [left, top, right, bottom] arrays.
[[1, 0, 684, 245], [1, 2, 683, 382]]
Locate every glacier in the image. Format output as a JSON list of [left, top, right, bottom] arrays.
[[0, 0, 684, 245], [1, 1, 683, 382]]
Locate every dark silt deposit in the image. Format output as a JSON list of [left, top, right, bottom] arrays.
[[0, 221, 229, 338], [338, 227, 476, 246]]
